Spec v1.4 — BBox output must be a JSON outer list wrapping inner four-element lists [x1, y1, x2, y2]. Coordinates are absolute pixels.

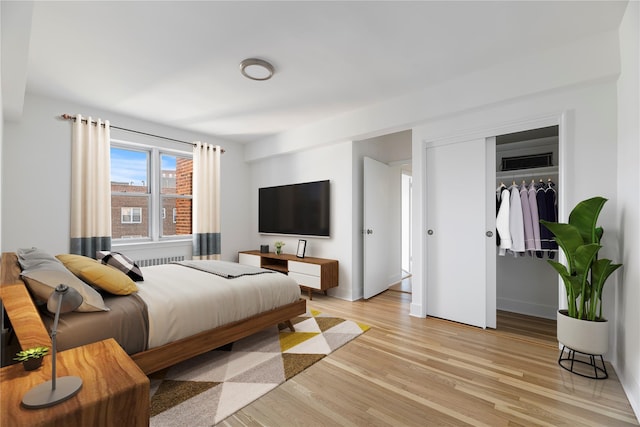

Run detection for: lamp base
[[22, 376, 83, 409]]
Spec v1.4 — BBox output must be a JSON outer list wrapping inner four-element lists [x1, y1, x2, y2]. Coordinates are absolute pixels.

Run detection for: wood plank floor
[[222, 290, 638, 426]]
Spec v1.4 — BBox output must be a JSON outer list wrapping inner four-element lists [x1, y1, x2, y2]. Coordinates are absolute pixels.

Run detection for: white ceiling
[[2, 1, 628, 144]]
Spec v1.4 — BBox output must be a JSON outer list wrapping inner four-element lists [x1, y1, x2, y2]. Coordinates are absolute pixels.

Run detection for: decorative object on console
[[260, 244, 269, 253], [296, 239, 307, 258], [22, 284, 84, 409], [274, 241, 285, 255], [14, 346, 49, 371]]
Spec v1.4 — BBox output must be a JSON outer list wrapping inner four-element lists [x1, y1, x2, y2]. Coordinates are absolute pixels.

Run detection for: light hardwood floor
[[223, 290, 638, 426]]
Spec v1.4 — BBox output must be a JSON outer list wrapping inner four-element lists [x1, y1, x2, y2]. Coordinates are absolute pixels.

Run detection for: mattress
[[138, 262, 301, 348]]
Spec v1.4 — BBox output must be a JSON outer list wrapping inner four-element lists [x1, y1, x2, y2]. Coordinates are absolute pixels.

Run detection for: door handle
[[427, 229, 434, 235], [486, 231, 494, 237], [366, 229, 373, 235]]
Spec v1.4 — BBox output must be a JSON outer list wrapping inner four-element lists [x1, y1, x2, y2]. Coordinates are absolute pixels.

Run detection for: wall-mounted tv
[[259, 180, 330, 237]]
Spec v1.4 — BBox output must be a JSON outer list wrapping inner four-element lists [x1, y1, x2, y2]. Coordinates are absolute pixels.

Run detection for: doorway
[[358, 130, 412, 299], [495, 125, 559, 321]]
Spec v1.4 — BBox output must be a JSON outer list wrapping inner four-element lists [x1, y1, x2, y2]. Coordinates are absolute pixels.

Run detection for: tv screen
[[259, 180, 330, 237]]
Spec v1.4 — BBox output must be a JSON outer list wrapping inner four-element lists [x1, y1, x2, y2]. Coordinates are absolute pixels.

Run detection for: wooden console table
[[0, 338, 149, 427], [239, 250, 338, 299]]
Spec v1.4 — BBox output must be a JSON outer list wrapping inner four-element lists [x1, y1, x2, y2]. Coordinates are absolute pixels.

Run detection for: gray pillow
[[17, 247, 65, 272], [18, 247, 110, 312]]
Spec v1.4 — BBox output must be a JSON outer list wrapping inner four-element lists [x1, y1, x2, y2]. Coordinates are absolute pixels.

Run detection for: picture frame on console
[[296, 240, 307, 258]]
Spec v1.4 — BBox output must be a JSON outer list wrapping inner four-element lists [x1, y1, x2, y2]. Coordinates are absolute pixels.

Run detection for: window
[[110, 144, 192, 241], [121, 207, 142, 224]]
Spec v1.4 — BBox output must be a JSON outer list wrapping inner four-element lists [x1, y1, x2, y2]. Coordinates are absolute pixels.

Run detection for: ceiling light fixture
[[239, 58, 274, 81]]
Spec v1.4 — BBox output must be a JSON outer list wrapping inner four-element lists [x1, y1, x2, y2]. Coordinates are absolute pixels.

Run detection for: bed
[[0, 251, 306, 375]]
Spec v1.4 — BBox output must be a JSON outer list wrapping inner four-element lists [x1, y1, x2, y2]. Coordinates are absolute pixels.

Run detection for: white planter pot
[[557, 310, 608, 355]]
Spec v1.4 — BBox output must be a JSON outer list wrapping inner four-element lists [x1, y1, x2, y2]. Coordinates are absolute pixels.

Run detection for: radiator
[[136, 256, 185, 267]]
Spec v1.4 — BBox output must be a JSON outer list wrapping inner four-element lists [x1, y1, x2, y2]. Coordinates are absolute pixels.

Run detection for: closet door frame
[[421, 112, 567, 327]]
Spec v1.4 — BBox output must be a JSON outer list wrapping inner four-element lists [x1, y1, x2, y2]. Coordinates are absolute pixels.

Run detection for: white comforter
[[136, 262, 301, 349]]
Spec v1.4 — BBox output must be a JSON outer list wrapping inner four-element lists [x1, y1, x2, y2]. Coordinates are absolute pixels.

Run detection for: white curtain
[[70, 114, 112, 257], [192, 142, 221, 260]]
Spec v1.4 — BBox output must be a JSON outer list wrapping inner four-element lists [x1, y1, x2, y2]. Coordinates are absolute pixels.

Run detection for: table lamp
[[22, 284, 84, 409]]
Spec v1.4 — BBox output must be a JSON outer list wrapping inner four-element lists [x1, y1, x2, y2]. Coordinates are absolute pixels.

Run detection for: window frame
[[110, 139, 193, 244]]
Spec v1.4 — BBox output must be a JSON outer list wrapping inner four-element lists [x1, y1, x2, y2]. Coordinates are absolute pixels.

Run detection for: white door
[[363, 157, 394, 299], [425, 138, 496, 328]]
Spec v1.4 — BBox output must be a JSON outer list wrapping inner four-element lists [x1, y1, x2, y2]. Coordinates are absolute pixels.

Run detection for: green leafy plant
[[14, 346, 49, 362], [274, 241, 285, 254], [540, 197, 622, 321]]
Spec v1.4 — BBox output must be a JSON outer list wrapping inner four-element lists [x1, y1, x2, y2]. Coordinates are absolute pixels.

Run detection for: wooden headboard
[[0, 252, 51, 351]]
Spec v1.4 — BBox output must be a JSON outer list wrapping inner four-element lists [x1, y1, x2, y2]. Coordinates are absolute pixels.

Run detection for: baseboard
[[497, 297, 556, 319], [613, 359, 640, 423]]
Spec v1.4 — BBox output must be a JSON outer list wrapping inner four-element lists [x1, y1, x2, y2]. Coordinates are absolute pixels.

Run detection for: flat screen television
[[259, 180, 330, 237]]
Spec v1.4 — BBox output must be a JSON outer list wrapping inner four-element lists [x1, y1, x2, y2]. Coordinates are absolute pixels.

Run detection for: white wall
[[616, 1, 639, 418], [247, 141, 355, 300], [1, 93, 250, 261]]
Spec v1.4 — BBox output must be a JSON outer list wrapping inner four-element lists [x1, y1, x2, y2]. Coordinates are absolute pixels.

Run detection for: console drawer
[[238, 253, 261, 267], [288, 260, 321, 276], [288, 271, 321, 289]]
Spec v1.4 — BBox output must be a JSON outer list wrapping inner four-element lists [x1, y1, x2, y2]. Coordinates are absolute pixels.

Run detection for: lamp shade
[[47, 284, 83, 313]]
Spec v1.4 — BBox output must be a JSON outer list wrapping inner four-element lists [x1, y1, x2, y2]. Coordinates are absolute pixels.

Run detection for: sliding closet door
[[425, 137, 495, 328]]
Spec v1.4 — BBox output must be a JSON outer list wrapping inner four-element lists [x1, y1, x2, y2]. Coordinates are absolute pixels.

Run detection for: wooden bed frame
[[0, 252, 306, 375]]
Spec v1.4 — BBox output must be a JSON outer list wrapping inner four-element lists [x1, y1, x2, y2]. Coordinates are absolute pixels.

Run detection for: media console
[[238, 250, 338, 300]]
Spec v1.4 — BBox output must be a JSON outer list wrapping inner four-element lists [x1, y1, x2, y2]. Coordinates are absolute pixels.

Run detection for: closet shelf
[[496, 165, 558, 181]]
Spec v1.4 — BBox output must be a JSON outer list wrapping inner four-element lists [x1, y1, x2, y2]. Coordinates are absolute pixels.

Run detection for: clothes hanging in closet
[[496, 179, 557, 258]]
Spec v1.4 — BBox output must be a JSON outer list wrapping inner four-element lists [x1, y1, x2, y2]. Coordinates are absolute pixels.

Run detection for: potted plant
[[274, 241, 285, 255], [540, 197, 622, 374], [14, 346, 49, 371]]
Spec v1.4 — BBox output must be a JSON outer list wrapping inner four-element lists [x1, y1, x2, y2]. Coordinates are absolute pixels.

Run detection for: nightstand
[[0, 338, 149, 427]]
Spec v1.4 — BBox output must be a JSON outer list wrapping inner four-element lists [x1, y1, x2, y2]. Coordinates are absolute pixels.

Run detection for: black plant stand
[[558, 345, 608, 379]]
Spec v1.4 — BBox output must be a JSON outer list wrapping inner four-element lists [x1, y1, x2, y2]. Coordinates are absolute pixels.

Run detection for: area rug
[[148, 309, 370, 426]]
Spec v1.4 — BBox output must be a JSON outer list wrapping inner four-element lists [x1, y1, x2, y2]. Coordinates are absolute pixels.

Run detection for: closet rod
[[60, 113, 224, 152], [496, 169, 557, 181]]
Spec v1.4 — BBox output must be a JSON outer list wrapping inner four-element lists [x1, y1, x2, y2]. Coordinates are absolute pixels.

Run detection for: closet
[[495, 126, 559, 320], [424, 123, 560, 329]]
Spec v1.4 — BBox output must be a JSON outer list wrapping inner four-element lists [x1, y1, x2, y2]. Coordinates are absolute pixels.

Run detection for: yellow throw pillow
[[56, 254, 138, 296]]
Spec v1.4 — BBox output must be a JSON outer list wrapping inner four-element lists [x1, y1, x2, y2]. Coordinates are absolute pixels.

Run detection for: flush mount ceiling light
[[239, 58, 274, 81]]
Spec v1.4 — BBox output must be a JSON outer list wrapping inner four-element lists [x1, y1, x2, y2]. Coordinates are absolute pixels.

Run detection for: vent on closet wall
[[501, 152, 553, 171]]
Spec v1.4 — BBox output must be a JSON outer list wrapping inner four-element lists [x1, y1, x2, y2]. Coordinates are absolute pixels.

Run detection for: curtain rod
[[60, 114, 224, 152]]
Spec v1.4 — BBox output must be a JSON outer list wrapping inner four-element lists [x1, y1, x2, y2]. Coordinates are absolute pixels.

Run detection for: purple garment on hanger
[[520, 184, 535, 252], [528, 184, 542, 251]]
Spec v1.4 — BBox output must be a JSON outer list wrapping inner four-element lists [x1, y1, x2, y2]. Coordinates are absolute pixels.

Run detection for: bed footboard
[[131, 298, 306, 374]]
